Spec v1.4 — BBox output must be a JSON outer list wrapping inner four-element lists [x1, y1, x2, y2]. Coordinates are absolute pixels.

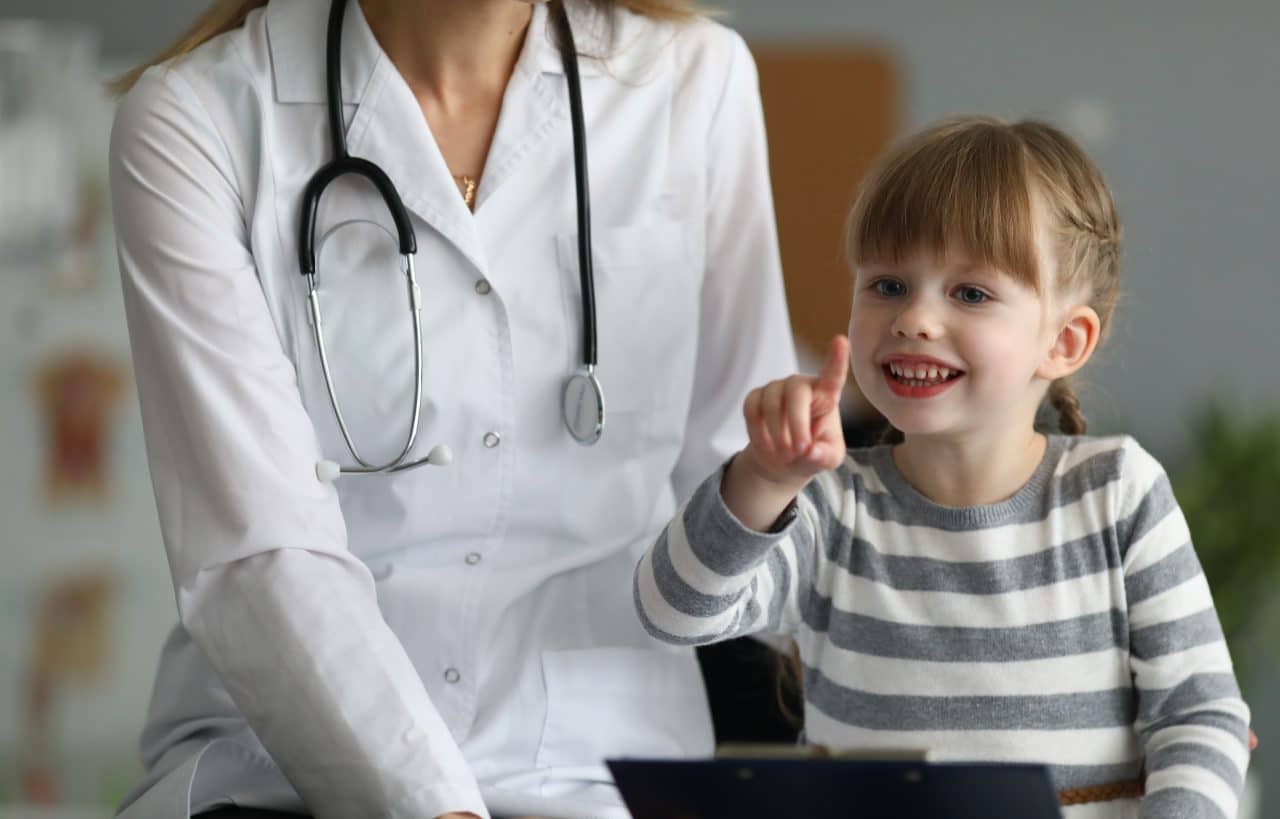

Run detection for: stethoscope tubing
[[302, 0, 599, 476], [551, 4, 597, 369]]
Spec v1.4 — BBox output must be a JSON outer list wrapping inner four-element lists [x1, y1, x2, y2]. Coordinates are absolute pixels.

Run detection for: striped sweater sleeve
[[634, 460, 836, 645], [1120, 439, 1251, 818]]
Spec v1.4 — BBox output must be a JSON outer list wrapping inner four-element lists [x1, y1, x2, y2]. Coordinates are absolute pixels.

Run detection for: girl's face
[[848, 245, 1062, 441]]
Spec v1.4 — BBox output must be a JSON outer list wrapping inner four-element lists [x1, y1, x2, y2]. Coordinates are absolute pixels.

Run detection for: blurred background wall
[[1, 0, 1276, 816]]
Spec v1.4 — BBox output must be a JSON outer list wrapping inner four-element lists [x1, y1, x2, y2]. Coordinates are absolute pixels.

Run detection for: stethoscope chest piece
[[563, 366, 605, 445]]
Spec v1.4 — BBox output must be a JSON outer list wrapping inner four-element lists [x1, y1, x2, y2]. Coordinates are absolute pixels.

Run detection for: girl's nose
[[890, 301, 943, 340]]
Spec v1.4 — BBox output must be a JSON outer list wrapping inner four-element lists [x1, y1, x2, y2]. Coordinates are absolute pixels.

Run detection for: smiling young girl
[[634, 116, 1251, 817]]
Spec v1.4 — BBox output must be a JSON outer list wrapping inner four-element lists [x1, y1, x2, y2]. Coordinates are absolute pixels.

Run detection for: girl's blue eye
[[873, 279, 905, 297], [955, 286, 989, 304]]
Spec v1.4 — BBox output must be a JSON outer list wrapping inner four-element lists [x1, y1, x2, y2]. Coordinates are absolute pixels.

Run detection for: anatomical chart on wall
[[32, 349, 126, 505]]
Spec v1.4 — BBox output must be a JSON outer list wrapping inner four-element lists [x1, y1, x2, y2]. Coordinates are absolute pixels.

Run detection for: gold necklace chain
[[451, 173, 478, 211]]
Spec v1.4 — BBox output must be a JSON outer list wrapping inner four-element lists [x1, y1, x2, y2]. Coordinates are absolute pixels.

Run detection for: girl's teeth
[[887, 362, 962, 385]]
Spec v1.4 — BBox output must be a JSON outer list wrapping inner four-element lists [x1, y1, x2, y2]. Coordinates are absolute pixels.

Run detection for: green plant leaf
[[1171, 401, 1280, 690]]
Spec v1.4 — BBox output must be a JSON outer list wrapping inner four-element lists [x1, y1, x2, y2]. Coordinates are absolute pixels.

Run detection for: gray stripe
[[1046, 441, 1126, 511], [632, 569, 754, 647], [1137, 673, 1244, 726], [846, 437, 1124, 530], [764, 547, 790, 632], [633, 571, 703, 646], [1147, 741, 1245, 792], [802, 668, 1135, 730], [1138, 708, 1250, 743], [1116, 473, 1179, 559], [1126, 541, 1202, 605], [683, 474, 784, 577], [791, 506, 816, 625], [650, 531, 744, 618], [800, 473, 843, 553], [802, 597, 1128, 661], [819, 527, 1121, 595], [1131, 610, 1225, 659], [1047, 761, 1145, 791], [1139, 788, 1230, 819]]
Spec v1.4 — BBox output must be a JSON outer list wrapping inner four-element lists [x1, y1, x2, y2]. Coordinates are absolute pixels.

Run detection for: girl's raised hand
[[740, 334, 850, 490]]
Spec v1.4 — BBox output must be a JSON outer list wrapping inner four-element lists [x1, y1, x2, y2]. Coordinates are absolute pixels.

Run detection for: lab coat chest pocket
[[536, 646, 712, 770], [557, 221, 698, 412]]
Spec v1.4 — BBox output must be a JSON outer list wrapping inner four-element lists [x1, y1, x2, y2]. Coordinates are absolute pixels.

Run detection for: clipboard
[[606, 757, 1061, 819]]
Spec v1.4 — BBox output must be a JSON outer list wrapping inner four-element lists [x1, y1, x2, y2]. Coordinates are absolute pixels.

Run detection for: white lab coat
[[108, 0, 797, 816]]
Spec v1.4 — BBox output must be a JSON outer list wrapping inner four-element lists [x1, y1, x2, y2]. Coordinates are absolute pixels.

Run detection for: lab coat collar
[[266, 0, 614, 107], [267, 0, 382, 105], [263, 0, 644, 273], [532, 1, 669, 84], [527, 1, 611, 79], [341, 48, 485, 267]]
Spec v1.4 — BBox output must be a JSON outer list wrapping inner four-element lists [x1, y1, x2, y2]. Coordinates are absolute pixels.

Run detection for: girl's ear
[[1038, 305, 1101, 381]]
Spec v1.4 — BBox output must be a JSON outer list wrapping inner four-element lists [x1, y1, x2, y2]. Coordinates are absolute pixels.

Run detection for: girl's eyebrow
[[950, 261, 1003, 280], [861, 262, 976, 277], [857, 262, 902, 276], [858, 259, 1004, 281]]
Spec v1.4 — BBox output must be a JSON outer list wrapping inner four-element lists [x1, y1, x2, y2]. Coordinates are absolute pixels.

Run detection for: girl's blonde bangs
[[846, 118, 1042, 290]]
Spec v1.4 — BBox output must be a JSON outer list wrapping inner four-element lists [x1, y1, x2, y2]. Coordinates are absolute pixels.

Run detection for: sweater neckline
[[867, 434, 1067, 527]]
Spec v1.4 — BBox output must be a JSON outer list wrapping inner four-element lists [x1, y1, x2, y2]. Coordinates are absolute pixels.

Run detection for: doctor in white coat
[[108, 0, 796, 816]]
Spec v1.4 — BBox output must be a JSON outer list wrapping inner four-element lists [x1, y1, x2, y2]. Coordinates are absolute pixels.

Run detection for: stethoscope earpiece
[[315, 444, 454, 483], [316, 459, 342, 483]]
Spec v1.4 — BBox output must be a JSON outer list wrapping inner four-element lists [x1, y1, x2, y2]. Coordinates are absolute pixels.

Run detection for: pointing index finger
[[815, 335, 851, 399]]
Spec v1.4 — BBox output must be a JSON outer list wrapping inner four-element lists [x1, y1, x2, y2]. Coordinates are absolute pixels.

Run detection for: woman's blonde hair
[[846, 115, 1122, 437], [108, 0, 703, 96]]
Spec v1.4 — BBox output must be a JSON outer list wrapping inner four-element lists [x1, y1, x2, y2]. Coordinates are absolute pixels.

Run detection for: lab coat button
[[483, 431, 501, 448], [444, 668, 461, 684], [465, 552, 482, 565], [474, 279, 492, 295]]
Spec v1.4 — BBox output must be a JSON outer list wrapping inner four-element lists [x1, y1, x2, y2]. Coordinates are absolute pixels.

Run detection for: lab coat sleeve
[[669, 29, 798, 502], [109, 67, 488, 819]]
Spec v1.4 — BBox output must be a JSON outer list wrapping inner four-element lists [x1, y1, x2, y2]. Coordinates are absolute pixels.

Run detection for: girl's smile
[[881, 353, 966, 398], [849, 250, 1056, 439]]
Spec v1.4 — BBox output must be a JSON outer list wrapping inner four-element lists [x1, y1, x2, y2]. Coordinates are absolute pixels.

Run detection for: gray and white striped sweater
[[635, 435, 1250, 818]]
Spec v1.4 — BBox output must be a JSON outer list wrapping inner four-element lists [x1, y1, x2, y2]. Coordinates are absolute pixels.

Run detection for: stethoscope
[[304, 0, 603, 482]]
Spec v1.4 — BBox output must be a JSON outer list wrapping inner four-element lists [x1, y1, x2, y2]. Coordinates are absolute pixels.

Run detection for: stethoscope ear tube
[[305, 253, 426, 473], [303, 0, 417, 277], [551, 1, 596, 371], [298, 157, 418, 275]]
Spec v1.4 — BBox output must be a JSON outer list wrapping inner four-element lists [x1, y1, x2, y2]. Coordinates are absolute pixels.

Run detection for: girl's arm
[[1119, 440, 1251, 818], [635, 338, 850, 645], [634, 460, 838, 645]]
